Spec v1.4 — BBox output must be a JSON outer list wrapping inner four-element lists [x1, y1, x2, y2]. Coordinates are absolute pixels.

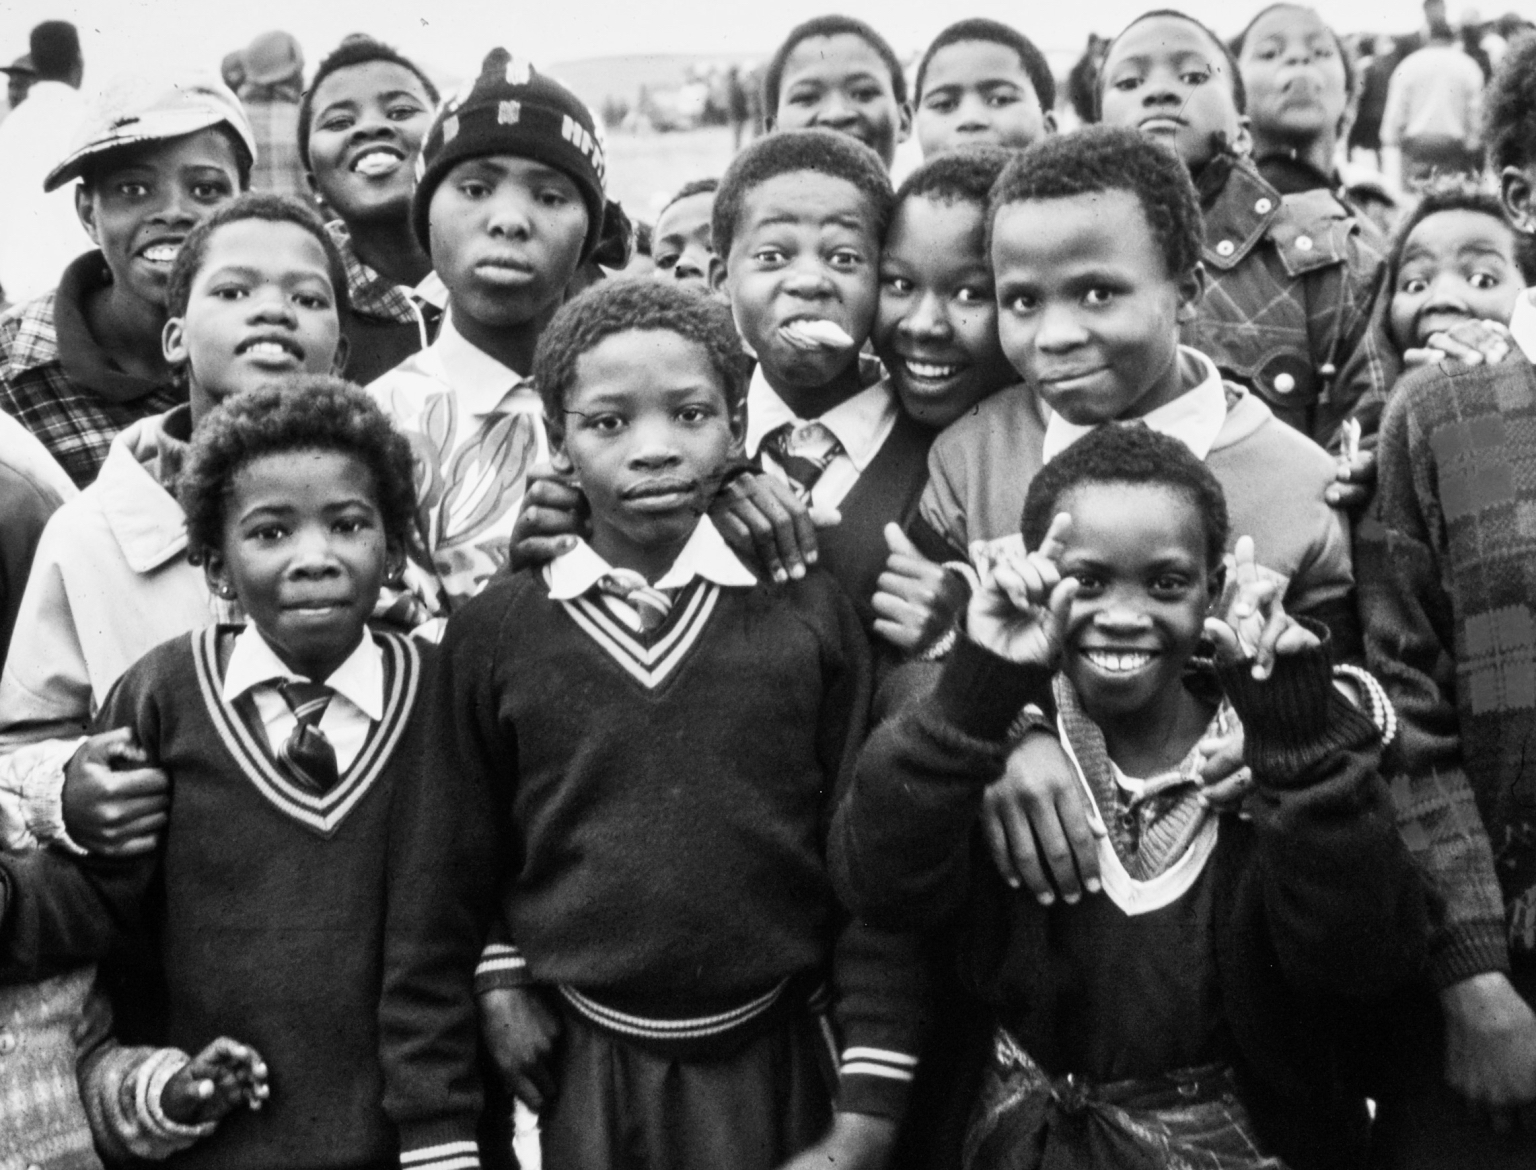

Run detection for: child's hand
[[1325, 420, 1376, 512], [982, 730, 1105, 905], [871, 525, 968, 653], [1440, 972, 1536, 1132], [1195, 723, 1252, 810], [964, 515, 1077, 668], [774, 1111, 897, 1170], [1204, 536, 1318, 679], [63, 728, 168, 857], [710, 471, 836, 585], [1404, 318, 1513, 369], [479, 986, 562, 1111], [161, 1037, 268, 1125], [507, 464, 589, 572]]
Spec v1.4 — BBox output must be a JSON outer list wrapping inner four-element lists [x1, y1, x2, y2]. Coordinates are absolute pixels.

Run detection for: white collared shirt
[[1041, 347, 1228, 465], [1509, 288, 1536, 365], [744, 366, 898, 511], [545, 516, 757, 631], [222, 625, 383, 772], [367, 312, 548, 615]]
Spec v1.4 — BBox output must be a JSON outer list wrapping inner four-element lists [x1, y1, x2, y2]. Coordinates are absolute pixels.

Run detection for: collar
[[545, 515, 757, 600], [222, 623, 385, 720], [744, 364, 897, 472], [1042, 347, 1228, 464], [326, 220, 447, 321], [1510, 288, 1536, 364], [93, 407, 194, 574], [431, 312, 536, 416], [49, 251, 176, 404], [1199, 156, 1283, 272]]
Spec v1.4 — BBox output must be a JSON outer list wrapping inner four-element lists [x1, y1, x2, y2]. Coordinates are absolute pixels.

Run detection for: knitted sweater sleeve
[[379, 635, 506, 1170], [910, 432, 970, 564], [1356, 376, 1510, 986]]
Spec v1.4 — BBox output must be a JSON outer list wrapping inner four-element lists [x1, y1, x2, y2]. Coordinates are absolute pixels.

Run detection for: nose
[[150, 184, 200, 230], [628, 416, 683, 468], [672, 244, 709, 285], [901, 290, 951, 342], [956, 93, 991, 132], [288, 527, 342, 577], [1423, 272, 1472, 312], [486, 188, 533, 239], [1034, 302, 1089, 354], [812, 91, 859, 129], [246, 283, 298, 326], [1141, 66, 1184, 108], [1092, 596, 1153, 633], [783, 254, 836, 300]]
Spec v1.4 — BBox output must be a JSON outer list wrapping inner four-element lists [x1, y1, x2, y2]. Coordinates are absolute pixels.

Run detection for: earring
[[215, 583, 236, 600]]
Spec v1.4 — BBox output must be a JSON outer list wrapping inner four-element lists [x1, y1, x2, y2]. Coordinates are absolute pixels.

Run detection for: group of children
[[0, 6, 1530, 1170]]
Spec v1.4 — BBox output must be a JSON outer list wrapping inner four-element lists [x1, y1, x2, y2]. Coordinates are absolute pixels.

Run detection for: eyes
[[922, 87, 1024, 114], [786, 80, 887, 108], [245, 514, 376, 545], [110, 177, 232, 202], [454, 179, 573, 209], [1004, 286, 1118, 314], [209, 282, 333, 311], [576, 403, 720, 435], [752, 245, 866, 271], [1069, 571, 1194, 599], [1110, 66, 1213, 91], [1399, 268, 1509, 295], [881, 273, 993, 305], [317, 101, 428, 133]]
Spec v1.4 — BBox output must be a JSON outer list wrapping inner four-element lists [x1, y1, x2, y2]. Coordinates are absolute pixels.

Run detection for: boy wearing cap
[[368, 49, 608, 629], [0, 73, 252, 486], [234, 30, 312, 207]]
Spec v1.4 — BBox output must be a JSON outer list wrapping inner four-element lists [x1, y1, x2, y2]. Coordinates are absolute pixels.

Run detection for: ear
[[1501, 166, 1536, 237], [203, 551, 235, 603], [1041, 109, 1059, 136], [895, 100, 914, 146], [544, 413, 576, 477], [329, 333, 350, 377], [1230, 114, 1254, 159], [163, 316, 189, 365], [708, 253, 730, 296], [726, 393, 747, 457], [1175, 261, 1208, 322], [75, 183, 100, 244], [383, 539, 407, 586]]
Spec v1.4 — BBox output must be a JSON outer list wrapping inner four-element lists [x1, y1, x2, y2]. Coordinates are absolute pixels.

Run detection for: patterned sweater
[[1357, 358, 1536, 986]]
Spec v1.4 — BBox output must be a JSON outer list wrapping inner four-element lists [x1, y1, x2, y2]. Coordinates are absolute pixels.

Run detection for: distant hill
[[547, 52, 758, 111]]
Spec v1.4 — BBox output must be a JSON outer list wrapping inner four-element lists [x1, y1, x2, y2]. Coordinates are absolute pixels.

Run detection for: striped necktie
[[597, 568, 675, 632], [275, 679, 339, 794], [760, 421, 842, 501]]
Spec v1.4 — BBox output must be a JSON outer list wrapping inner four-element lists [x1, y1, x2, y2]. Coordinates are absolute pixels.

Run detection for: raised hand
[[965, 513, 1078, 668], [872, 524, 968, 652], [1204, 536, 1317, 679]]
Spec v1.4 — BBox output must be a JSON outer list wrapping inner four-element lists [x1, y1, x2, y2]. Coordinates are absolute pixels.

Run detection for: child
[[1357, 33, 1536, 1168], [763, 15, 911, 170], [913, 19, 1057, 159], [367, 49, 607, 626], [439, 279, 922, 1170], [2, 380, 494, 1168], [833, 423, 1424, 1170], [0, 72, 254, 486], [299, 36, 446, 385], [1386, 181, 1531, 362], [1094, 8, 1393, 454], [0, 192, 350, 1169], [650, 177, 717, 293]]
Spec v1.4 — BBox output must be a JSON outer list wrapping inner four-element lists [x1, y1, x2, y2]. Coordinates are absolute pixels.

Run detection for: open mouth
[[1414, 310, 1473, 345], [1138, 116, 1187, 133], [139, 240, 183, 267], [1081, 648, 1158, 674], [900, 357, 966, 383], [236, 335, 305, 362], [780, 318, 854, 350], [351, 146, 405, 177]]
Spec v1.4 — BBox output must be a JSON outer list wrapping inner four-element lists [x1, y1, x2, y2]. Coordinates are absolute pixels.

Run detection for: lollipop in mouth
[[781, 318, 854, 350]]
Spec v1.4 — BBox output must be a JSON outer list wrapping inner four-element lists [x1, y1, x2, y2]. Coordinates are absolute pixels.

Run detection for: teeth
[[781, 319, 853, 349], [142, 243, 179, 263], [1084, 649, 1154, 673], [906, 360, 961, 380], [353, 151, 400, 176], [243, 341, 293, 359]]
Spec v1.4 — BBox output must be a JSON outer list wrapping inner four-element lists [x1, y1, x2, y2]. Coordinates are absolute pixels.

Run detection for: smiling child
[[913, 19, 1057, 158]]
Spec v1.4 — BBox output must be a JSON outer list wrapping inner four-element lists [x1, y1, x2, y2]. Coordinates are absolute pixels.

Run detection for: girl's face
[[76, 128, 242, 313], [773, 33, 911, 167], [1238, 6, 1349, 148], [1389, 209, 1525, 352], [305, 60, 435, 226], [207, 449, 398, 682], [163, 218, 345, 423]]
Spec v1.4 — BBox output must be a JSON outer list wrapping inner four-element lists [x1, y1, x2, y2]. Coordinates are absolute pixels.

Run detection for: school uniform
[[437, 517, 925, 1170]]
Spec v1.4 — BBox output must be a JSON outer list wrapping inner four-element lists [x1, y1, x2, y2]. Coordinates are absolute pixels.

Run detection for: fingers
[[99, 728, 149, 766], [981, 787, 1024, 890], [1054, 787, 1103, 897], [1028, 798, 1084, 905], [96, 765, 171, 799], [1402, 346, 1445, 367], [883, 522, 918, 558], [1035, 512, 1072, 562], [1250, 591, 1291, 680], [1325, 479, 1371, 510], [1199, 768, 1254, 810], [1197, 729, 1245, 785], [1203, 617, 1243, 665]]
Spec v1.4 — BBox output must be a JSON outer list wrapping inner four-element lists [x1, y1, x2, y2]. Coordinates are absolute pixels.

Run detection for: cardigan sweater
[[0, 627, 495, 1170], [830, 638, 1427, 1170], [1357, 358, 1536, 988], [438, 565, 926, 1119]]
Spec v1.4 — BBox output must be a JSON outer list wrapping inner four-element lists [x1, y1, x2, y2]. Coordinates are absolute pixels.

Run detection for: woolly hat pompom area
[[410, 48, 609, 259]]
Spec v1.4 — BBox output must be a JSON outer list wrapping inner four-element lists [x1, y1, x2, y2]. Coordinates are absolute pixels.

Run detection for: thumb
[[1203, 617, 1241, 662], [883, 522, 918, 557]]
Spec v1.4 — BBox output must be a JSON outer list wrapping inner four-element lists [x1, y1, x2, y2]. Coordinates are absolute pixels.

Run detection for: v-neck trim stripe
[[192, 626, 420, 838], [560, 581, 720, 689]]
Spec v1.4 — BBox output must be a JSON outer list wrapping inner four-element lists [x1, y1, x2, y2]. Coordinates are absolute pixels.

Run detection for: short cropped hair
[[1484, 31, 1536, 175], [896, 145, 1014, 212], [1095, 9, 1247, 118], [1230, 5, 1354, 98], [763, 15, 908, 115], [1387, 177, 1535, 285], [181, 377, 418, 564], [989, 126, 1203, 281], [297, 37, 441, 171], [660, 177, 719, 219], [712, 128, 894, 261], [166, 192, 350, 322], [533, 280, 749, 419], [915, 18, 1057, 111], [1022, 423, 1230, 570]]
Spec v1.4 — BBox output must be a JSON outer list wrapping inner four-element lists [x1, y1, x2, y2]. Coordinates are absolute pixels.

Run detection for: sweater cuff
[[932, 638, 1055, 744], [1428, 921, 1512, 989], [140, 1049, 218, 1146], [1215, 627, 1378, 787], [836, 1045, 918, 1119], [474, 942, 531, 994], [398, 1123, 481, 1169], [19, 737, 87, 855]]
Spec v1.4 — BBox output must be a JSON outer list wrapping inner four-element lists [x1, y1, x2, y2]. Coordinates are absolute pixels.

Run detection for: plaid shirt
[[0, 253, 181, 488], [241, 97, 314, 206], [327, 220, 445, 327]]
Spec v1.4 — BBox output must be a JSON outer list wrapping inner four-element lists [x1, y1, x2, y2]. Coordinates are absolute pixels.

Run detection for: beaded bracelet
[[1333, 663, 1398, 748]]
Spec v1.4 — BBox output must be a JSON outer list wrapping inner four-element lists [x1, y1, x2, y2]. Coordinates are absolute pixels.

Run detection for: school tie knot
[[761, 420, 842, 501], [596, 568, 674, 633], [275, 679, 339, 794]]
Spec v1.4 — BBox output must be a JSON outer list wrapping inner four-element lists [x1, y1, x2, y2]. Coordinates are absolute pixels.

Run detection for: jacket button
[[1254, 197, 1273, 214], [1295, 235, 1314, 251], [1215, 239, 1235, 257], [1273, 372, 1297, 394]]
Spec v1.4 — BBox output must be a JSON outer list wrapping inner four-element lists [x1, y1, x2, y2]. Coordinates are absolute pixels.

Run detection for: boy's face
[[1055, 481, 1215, 723], [163, 219, 345, 422], [916, 40, 1054, 157], [1099, 16, 1250, 172], [207, 449, 397, 683], [716, 170, 880, 393], [549, 328, 742, 577], [76, 128, 242, 313], [1236, 6, 1348, 145], [429, 154, 590, 331], [874, 194, 1014, 428], [305, 61, 435, 226], [774, 34, 911, 167], [652, 190, 715, 293], [1390, 209, 1525, 351], [993, 189, 1202, 426]]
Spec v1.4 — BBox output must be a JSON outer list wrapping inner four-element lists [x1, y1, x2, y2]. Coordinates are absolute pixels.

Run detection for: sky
[[0, 0, 1487, 85]]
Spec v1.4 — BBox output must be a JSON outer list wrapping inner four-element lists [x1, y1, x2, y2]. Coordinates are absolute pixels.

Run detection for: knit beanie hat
[[412, 49, 608, 259]]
